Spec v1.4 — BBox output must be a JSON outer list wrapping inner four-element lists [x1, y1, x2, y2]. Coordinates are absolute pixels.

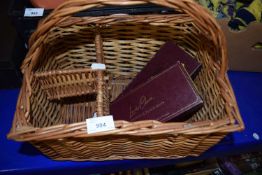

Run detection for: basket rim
[[8, 118, 242, 142]]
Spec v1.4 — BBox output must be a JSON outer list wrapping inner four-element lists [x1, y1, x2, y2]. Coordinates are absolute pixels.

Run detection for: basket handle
[[94, 28, 105, 116], [22, 0, 227, 78]]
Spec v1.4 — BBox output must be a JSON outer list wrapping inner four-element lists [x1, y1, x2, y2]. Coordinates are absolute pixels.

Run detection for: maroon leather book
[[110, 63, 203, 122], [114, 41, 201, 101]]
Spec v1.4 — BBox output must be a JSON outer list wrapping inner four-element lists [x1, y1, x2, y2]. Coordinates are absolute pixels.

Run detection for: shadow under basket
[[8, 0, 244, 161]]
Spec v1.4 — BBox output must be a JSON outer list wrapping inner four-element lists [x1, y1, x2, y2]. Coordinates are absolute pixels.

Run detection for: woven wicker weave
[[34, 68, 109, 100], [8, 0, 244, 161]]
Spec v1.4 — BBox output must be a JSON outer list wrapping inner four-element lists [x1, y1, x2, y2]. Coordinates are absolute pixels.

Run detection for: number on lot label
[[86, 115, 115, 134], [24, 8, 44, 17]]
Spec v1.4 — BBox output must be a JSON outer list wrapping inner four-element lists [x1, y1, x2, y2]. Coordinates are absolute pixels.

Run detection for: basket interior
[[28, 14, 227, 128]]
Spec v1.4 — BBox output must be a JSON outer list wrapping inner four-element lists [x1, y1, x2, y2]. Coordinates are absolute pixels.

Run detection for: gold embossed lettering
[[129, 96, 153, 118]]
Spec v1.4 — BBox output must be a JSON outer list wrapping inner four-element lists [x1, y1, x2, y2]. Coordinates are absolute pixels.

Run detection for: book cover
[[114, 41, 201, 102], [110, 62, 203, 122]]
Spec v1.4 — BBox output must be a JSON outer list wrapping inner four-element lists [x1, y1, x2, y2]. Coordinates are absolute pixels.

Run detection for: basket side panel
[[32, 133, 227, 161]]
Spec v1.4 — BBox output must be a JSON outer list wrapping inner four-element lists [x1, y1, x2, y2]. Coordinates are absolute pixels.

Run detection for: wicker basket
[[8, 0, 244, 161]]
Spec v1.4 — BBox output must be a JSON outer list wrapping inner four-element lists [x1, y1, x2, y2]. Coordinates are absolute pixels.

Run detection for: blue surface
[[0, 71, 262, 175]]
